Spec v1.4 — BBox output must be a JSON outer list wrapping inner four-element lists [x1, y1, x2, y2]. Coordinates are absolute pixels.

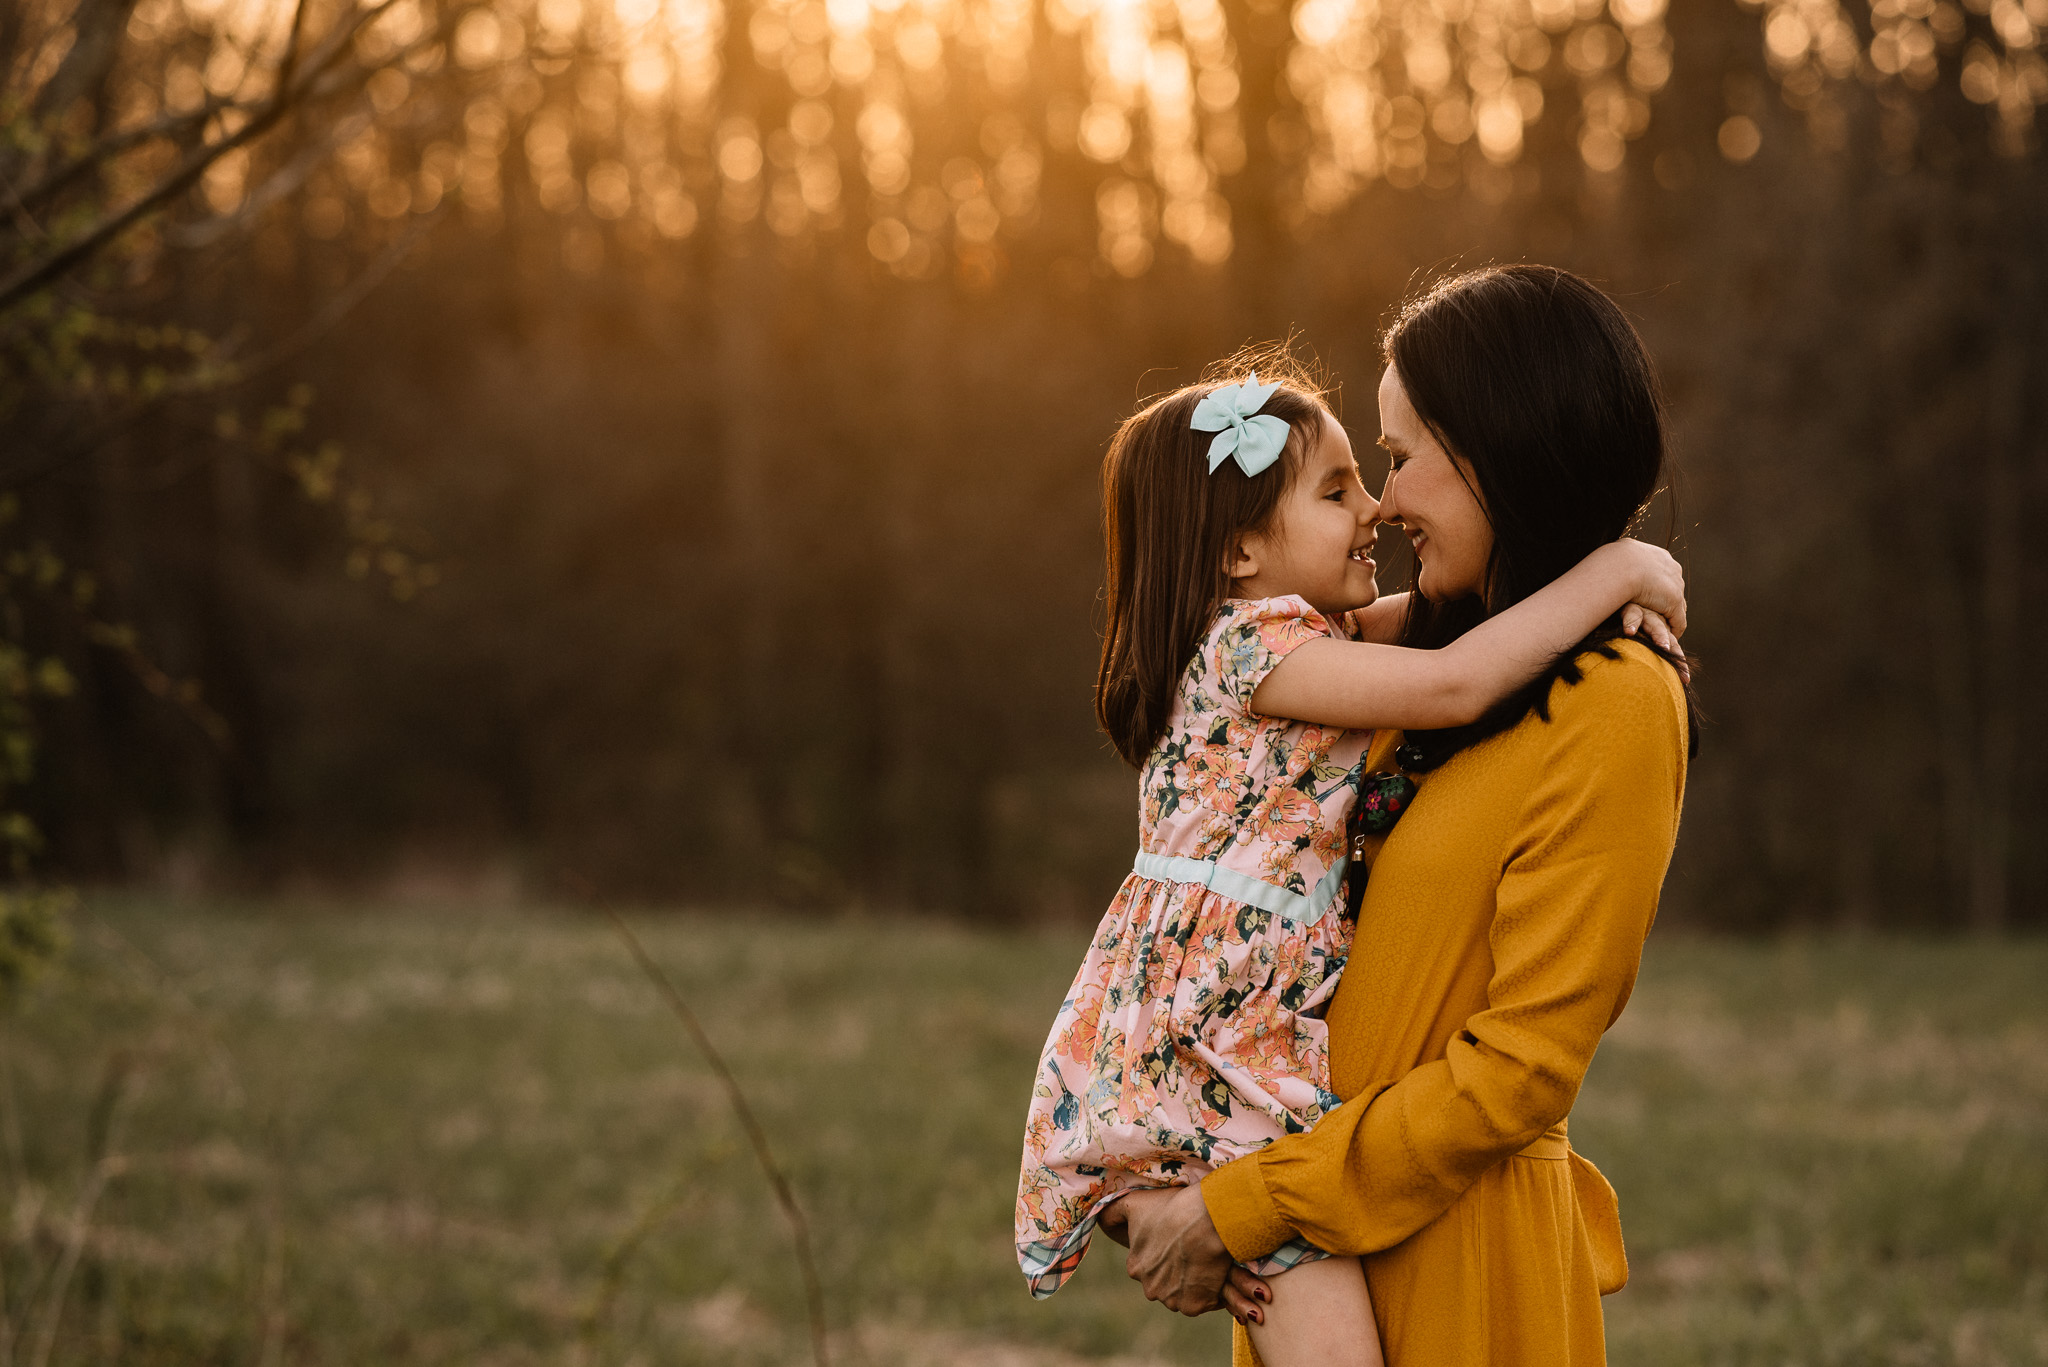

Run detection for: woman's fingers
[[1223, 1266, 1268, 1326], [1622, 604, 1643, 636]]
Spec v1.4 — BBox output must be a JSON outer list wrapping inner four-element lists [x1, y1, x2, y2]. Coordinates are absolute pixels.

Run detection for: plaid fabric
[[1022, 1212, 1329, 1299], [1020, 1229, 1094, 1298], [1245, 1234, 1330, 1277]]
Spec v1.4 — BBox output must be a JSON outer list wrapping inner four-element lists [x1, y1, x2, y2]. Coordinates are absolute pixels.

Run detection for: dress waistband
[[1516, 1120, 1571, 1161], [1130, 850, 1348, 927]]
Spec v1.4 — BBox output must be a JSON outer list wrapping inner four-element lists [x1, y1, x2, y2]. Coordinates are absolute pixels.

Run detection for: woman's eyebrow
[[1376, 436, 1406, 456]]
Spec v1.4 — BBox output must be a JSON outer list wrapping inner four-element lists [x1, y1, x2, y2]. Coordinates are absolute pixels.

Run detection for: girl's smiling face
[[1375, 363, 1495, 603], [1228, 411, 1382, 614]]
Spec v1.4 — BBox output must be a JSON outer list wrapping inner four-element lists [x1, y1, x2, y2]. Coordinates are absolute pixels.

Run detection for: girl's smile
[[1229, 413, 1383, 615]]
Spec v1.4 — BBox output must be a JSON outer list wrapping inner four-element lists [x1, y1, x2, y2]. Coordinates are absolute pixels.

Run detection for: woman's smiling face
[[1376, 364, 1495, 603]]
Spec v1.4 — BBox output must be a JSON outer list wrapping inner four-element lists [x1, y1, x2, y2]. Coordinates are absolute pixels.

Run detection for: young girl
[[1015, 361, 1684, 1365]]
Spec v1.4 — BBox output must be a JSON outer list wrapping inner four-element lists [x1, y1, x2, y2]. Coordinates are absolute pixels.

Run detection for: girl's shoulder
[[1207, 594, 1350, 646], [1196, 595, 1350, 716]]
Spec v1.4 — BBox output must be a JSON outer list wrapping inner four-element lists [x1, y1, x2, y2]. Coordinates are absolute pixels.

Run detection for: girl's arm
[[1251, 539, 1684, 731], [1346, 593, 1410, 645]]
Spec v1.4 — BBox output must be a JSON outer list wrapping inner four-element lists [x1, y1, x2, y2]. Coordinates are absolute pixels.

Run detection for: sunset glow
[[22, 0, 2046, 279]]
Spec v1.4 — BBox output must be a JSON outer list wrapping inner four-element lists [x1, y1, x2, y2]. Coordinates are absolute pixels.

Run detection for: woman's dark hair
[[1096, 351, 1333, 768], [1384, 264, 1699, 768]]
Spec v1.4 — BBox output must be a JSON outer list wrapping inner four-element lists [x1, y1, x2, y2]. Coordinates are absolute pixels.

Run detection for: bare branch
[[7, 101, 239, 220], [0, 208, 436, 490], [0, 0, 407, 315], [29, 0, 144, 125], [166, 104, 368, 249], [275, 0, 313, 92]]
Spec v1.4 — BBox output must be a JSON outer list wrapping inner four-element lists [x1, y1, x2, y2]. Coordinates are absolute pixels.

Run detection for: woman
[[1111, 264, 1697, 1366]]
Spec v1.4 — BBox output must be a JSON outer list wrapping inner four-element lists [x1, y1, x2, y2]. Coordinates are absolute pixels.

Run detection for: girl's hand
[[1598, 539, 1687, 638], [1621, 607, 1689, 677]]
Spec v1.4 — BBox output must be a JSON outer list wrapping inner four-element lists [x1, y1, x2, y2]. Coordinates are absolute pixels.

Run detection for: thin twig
[[237, 208, 439, 380], [22, 1157, 120, 1367], [578, 1169, 698, 1363], [24, 1052, 134, 1367], [252, 1161, 288, 1367], [1, 207, 437, 490], [0, 0, 401, 314], [602, 908, 830, 1367], [7, 101, 237, 220]]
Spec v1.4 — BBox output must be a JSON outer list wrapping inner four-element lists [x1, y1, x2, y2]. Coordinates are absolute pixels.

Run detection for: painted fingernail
[[1257, 1289, 1271, 1303]]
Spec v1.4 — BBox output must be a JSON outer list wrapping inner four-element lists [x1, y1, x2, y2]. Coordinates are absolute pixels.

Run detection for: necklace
[[1343, 741, 1425, 917], [1353, 741, 1425, 841]]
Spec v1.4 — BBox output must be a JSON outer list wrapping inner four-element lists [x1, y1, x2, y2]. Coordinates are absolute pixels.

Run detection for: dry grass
[[0, 898, 2041, 1365]]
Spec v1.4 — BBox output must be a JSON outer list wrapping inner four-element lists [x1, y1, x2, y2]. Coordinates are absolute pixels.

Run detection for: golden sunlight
[[90, 0, 2047, 278]]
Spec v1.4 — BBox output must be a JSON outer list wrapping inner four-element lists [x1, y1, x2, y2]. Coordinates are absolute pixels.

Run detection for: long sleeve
[[1202, 647, 1688, 1260]]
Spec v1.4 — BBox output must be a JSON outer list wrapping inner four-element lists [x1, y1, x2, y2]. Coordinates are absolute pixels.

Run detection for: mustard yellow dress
[[1202, 639, 1690, 1367]]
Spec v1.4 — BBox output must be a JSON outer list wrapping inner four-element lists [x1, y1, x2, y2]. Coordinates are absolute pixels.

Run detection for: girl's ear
[[1225, 536, 1261, 583]]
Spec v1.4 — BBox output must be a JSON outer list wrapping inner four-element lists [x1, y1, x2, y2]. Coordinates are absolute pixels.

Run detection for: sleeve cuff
[[1201, 1153, 1295, 1262]]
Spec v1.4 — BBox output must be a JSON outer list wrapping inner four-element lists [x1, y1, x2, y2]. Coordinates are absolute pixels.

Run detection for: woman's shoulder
[[1537, 637, 1689, 756]]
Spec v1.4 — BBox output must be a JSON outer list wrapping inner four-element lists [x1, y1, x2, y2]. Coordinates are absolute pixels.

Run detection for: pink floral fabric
[[1016, 596, 1373, 1298]]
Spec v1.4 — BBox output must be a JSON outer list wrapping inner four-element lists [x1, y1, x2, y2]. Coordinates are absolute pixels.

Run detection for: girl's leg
[[1242, 1257, 1384, 1367]]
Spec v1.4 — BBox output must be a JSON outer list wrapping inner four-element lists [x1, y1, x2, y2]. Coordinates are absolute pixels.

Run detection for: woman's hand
[[1121, 1185, 1271, 1324]]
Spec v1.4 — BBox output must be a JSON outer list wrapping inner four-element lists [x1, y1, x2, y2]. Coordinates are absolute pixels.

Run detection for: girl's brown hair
[[1095, 351, 1334, 768]]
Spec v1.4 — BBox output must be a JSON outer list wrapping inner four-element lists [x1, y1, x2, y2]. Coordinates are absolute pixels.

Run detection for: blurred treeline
[[1, 0, 2042, 929]]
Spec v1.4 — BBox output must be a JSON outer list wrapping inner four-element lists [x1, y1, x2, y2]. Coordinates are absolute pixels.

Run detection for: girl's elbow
[[1435, 680, 1490, 727]]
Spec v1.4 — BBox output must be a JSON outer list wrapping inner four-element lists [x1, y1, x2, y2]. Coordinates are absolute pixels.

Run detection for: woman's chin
[[1414, 566, 1478, 604]]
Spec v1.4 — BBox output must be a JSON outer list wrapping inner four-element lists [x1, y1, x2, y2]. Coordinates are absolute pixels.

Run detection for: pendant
[[1355, 771, 1418, 836]]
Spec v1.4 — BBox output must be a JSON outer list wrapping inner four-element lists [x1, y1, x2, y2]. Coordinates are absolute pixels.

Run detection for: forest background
[[1, 0, 2044, 931]]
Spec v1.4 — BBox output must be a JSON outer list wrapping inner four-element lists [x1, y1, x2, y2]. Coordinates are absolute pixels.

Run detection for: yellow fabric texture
[[1202, 639, 1689, 1367]]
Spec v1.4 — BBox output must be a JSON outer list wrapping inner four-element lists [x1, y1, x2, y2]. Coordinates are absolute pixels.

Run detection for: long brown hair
[[1385, 264, 1699, 768], [1095, 352, 1333, 768]]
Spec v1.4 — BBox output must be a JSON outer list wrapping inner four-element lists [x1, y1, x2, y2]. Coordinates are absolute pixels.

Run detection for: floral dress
[[1016, 595, 1373, 1298]]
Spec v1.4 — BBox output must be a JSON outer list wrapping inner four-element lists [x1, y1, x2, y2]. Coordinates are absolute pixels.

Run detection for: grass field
[[1, 897, 2043, 1366]]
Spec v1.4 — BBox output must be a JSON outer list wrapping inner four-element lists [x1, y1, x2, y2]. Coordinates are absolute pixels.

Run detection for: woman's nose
[[1377, 473, 1402, 525]]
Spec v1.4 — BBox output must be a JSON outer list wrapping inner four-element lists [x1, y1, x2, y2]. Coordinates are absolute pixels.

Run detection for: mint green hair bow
[[1191, 374, 1289, 477]]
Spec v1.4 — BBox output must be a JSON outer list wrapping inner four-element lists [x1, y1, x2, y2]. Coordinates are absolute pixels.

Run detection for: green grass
[[2, 898, 2043, 1366]]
